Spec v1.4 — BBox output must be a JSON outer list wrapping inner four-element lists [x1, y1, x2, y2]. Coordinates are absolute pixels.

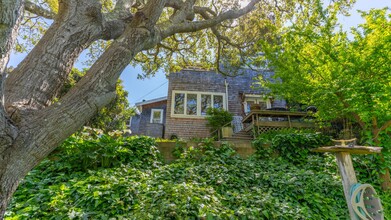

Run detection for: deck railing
[[242, 110, 315, 136]]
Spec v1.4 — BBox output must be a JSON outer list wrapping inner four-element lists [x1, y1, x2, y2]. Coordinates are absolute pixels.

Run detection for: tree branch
[[105, 0, 134, 22], [26, 6, 168, 163], [376, 120, 391, 137], [24, 1, 56, 19], [161, 0, 260, 38], [335, 91, 366, 129], [5, 0, 109, 121], [194, 6, 217, 17]]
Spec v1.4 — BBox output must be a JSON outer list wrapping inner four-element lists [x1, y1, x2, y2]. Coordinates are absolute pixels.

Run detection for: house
[[130, 68, 288, 139], [130, 96, 167, 138]]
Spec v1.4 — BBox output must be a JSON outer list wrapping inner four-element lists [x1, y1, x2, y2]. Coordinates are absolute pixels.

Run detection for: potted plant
[[205, 108, 233, 139]]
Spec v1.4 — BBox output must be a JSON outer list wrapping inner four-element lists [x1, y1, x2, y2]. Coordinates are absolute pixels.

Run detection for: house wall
[[130, 100, 167, 138], [165, 69, 284, 139]]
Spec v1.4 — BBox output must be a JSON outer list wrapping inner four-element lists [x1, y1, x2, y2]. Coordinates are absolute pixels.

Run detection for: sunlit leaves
[[6, 134, 352, 219], [44, 0, 58, 13], [257, 1, 390, 133]]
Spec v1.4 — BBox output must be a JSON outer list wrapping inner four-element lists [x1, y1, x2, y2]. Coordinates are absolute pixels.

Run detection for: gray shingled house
[[130, 68, 288, 139], [130, 96, 167, 138]]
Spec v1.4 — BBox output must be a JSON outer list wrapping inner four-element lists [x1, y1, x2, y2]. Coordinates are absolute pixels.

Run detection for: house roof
[[134, 96, 167, 107]]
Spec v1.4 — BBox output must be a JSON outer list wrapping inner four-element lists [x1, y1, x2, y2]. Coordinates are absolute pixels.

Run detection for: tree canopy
[[257, 1, 391, 188]]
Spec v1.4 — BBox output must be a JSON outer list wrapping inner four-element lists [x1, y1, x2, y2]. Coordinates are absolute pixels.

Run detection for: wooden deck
[[242, 110, 315, 135]]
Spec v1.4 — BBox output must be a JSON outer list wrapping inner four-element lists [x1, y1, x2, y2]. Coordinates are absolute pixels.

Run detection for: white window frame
[[150, 109, 164, 123], [171, 90, 226, 118], [243, 94, 271, 114]]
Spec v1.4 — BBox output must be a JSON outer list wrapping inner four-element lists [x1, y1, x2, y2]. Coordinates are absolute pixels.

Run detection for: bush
[[51, 130, 162, 172], [7, 134, 350, 219], [205, 108, 233, 132], [253, 130, 331, 164]]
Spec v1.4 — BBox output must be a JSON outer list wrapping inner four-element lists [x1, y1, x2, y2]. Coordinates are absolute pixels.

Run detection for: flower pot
[[221, 127, 233, 138]]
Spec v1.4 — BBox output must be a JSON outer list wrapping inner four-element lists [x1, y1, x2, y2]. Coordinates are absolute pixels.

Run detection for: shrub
[[205, 108, 233, 132], [253, 130, 331, 164], [50, 129, 163, 172], [7, 134, 350, 219]]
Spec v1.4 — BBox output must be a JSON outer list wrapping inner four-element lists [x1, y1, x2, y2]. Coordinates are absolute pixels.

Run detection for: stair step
[[220, 129, 253, 141], [232, 133, 252, 137], [233, 133, 251, 136], [225, 138, 252, 141], [223, 136, 253, 141]]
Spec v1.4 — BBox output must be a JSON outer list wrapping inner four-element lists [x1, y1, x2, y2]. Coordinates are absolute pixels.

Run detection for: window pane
[[259, 101, 267, 110], [213, 95, 223, 109], [246, 101, 255, 113], [187, 94, 197, 115], [152, 110, 161, 123], [174, 93, 185, 114], [201, 94, 211, 115]]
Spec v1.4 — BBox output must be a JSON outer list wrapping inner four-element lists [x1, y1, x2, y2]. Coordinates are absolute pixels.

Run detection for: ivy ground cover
[[6, 132, 389, 219]]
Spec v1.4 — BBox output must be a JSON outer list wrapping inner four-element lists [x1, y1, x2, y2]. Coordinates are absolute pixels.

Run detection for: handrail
[[210, 121, 232, 141]]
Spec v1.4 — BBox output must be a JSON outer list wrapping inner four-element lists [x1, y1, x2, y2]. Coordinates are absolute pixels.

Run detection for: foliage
[[6, 133, 366, 219], [14, 0, 291, 76], [258, 3, 391, 127], [258, 3, 391, 133], [205, 107, 233, 132], [256, 1, 391, 188], [271, 133, 331, 165], [59, 68, 134, 132], [253, 130, 331, 164], [53, 127, 163, 172]]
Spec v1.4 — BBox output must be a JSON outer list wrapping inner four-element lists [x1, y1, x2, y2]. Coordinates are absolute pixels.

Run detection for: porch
[[240, 110, 315, 139], [223, 110, 315, 140]]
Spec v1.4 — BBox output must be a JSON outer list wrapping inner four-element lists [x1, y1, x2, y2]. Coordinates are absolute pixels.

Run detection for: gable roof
[[134, 96, 167, 107]]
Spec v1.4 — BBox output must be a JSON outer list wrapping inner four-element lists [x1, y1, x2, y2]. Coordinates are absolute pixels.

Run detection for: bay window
[[171, 91, 226, 117]]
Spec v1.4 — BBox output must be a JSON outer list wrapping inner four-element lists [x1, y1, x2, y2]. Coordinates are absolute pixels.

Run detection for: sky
[[8, 0, 390, 106]]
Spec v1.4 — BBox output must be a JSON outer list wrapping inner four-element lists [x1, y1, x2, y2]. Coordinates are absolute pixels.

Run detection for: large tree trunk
[[0, 0, 260, 217], [0, 1, 24, 217], [4, 0, 108, 114], [0, 1, 166, 217], [0, 0, 23, 75]]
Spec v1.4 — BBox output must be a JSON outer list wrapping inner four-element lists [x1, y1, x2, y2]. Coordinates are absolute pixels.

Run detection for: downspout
[[224, 77, 229, 110]]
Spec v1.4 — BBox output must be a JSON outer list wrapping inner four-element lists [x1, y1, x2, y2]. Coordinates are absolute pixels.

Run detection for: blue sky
[[8, 0, 390, 106]]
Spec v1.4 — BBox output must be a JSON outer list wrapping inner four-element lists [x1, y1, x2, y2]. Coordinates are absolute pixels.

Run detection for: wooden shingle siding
[[165, 69, 281, 139], [130, 100, 167, 138]]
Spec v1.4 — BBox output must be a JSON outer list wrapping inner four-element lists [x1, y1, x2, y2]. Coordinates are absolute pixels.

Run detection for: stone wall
[[156, 140, 255, 163]]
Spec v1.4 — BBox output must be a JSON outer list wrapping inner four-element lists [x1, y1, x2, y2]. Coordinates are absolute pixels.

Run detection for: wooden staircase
[[221, 130, 253, 141]]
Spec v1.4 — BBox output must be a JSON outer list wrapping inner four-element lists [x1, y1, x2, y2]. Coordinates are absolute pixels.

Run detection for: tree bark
[[4, 0, 106, 115], [0, 1, 166, 217], [379, 166, 391, 191], [0, 0, 261, 217], [0, 1, 24, 216], [0, 0, 23, 75]]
